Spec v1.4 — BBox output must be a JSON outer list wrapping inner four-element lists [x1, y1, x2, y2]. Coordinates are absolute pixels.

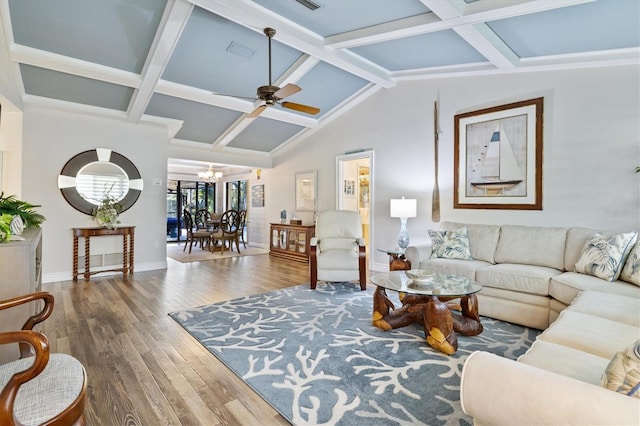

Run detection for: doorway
[[336, 151, 374, 268]]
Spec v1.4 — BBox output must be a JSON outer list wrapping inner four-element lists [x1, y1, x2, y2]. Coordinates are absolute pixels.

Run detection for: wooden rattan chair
[[210, 210, 240, 255], [182, 209, 212, 253], [0, 292, 87, 426]]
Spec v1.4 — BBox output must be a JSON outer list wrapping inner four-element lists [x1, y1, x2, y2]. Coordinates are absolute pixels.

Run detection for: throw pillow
[[601, 340, 640, 398], [428, 227, 473, 260], [575, 231, 638, 281], [620, 242, 640, 286]]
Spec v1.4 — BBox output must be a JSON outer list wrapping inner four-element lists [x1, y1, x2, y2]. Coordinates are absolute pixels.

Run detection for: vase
[[95, 207, 119, 230]]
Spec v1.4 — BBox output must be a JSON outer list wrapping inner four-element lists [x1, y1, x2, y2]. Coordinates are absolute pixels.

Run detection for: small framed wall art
[[295, 170, 317, 212]]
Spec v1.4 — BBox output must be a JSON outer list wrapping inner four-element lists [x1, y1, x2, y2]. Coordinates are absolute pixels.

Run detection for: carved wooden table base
[[372, 286, 483, 354]]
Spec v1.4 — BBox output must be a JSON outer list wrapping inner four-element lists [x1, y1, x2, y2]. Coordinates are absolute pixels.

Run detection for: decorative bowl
[[404, 269, 435, 284]]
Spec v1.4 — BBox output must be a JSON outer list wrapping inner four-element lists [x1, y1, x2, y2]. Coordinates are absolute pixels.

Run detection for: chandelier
[[198, 165, 223, 182]]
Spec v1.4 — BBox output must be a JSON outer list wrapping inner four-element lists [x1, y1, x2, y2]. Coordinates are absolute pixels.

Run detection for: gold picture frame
[[454, 97, 543, 210]]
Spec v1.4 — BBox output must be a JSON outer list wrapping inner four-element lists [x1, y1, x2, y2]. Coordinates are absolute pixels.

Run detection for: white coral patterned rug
[[169, 283, 539, 425]]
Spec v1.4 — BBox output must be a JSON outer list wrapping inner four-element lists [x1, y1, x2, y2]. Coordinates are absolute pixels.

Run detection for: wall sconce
[[214, 171, 223, 180], [390, 197, 417, 249]]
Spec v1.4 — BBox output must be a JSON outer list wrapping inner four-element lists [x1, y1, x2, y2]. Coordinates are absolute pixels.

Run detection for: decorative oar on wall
[[432, 99, 441, 222]]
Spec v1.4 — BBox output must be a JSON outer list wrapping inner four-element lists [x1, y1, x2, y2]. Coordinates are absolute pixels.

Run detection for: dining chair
[[210, 210, 240, 255], [182, 209, 212, 253], [0, 291, 87, 426]]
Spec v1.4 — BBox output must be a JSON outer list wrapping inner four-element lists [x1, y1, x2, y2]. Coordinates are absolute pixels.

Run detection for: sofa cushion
[[537, 311, 640, 359], [441, 222, 500, 264], [550, 272, 640, 306], [575, 231, 637, 281], [418, 258, 491, 281], [494, 225, 567, 270], [428, 227, 472, 260], [565, 227, 601, 271], [601, 340, 640, 398], [568, 291, 640, 327], [621, 242, 640, 286], [475, 263, 561, 296], [519, 340, 610, 385]]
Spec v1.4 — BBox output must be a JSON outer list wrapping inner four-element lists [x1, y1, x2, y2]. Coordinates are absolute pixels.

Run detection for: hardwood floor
[[41, 251, 312, 425]]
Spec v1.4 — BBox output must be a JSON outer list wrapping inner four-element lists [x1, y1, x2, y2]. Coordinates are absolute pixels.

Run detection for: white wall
[[9, 65, 640, 279], [267, 65, 640, 271], [20, 108, 170, 282]]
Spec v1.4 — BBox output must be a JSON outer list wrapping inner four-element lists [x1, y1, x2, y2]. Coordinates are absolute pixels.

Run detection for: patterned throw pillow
[[428, 227, 473, 260], [601, 340, 640, 398], [575, 231, 638, 281], [620, 243, 640, 286]]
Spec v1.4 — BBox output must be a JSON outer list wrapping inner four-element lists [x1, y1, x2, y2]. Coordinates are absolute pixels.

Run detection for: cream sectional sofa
[[404, 222, 640, 329], [460, 290, 640, 424], [405, 222, 640, 424]]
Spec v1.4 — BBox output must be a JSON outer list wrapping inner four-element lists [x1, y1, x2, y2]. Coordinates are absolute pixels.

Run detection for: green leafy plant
[[0, 214, 12, 242], [0, 192, 45, 228]]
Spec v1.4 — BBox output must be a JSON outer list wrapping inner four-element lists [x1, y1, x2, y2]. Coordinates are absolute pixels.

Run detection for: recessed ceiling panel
[[145, 94, 243, 143], [252, 0, 428, 37], [9, 0, 166, 73], [228, 118, 304, 152], [351, 30, 487, 71], [163, 7, 303, 99], [487, 0, 640, 58], [284, 61, 368, 117], [20, 64, 133, 111]]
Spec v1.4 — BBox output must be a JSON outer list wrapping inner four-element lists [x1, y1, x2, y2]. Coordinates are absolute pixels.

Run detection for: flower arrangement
[[92, 194, 123, 230]]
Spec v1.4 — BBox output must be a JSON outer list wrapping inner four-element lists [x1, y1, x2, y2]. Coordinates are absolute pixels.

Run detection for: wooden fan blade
[[248, 104, 267, 118], [274, 83, 301, 99], [281, 102, 320, 115]]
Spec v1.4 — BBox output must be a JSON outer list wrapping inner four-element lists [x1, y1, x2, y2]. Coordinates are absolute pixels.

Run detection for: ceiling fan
[[217, 27, 320, 118]]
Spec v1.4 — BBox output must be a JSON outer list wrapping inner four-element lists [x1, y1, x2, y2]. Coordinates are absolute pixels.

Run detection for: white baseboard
[[42, 260, 168, 284]]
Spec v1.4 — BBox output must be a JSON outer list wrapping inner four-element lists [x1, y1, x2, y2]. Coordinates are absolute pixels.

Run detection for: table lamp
[[390, 197, 417, 249]]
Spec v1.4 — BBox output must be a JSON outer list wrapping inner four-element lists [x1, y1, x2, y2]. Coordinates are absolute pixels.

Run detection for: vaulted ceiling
[[1, 0, 638, 171]]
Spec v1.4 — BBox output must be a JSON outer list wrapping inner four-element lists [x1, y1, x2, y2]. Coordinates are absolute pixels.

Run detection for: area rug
[[167, 243, 268, 263], [169, 283, 539, 425]]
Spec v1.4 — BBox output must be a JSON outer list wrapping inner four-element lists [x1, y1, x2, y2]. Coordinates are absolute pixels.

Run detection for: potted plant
[[0, 193, 46, 242]]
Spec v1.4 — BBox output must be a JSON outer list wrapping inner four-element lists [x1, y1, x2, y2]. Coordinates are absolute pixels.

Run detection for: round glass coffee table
[[371, 270, 483, 355]]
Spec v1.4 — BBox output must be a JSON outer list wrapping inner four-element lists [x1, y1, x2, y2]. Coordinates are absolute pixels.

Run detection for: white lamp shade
[[390, 198, 417, 218]]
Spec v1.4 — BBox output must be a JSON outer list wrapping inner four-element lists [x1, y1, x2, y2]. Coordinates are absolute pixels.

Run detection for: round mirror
[[58, 148, 143, 215]]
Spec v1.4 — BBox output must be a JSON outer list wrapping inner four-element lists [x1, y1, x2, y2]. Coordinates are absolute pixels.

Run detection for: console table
[[269, 223, 315, 263], [72, 226, 135, 281]]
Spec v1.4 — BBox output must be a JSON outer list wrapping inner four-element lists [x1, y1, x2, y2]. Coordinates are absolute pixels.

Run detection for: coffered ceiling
[[1, 0, 638, 170]]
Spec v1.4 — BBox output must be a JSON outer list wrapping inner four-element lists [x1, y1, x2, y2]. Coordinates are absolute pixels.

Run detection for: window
[[226, 180, 247, 211]]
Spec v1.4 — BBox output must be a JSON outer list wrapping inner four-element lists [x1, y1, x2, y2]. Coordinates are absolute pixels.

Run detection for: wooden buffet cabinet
[[0, 227, 43, 363], [269, 223, 315, 263]]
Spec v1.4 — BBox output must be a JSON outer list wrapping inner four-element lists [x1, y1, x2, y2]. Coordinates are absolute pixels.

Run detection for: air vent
[[226, 41, 255, 59], [295, 0, 320, 11]]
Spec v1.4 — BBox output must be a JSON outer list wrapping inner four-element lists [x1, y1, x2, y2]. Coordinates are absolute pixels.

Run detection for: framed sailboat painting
[[454, 97, 543, 210]]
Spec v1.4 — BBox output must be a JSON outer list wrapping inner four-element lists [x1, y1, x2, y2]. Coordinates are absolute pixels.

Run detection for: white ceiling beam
[[423, 0, 517, 69], [328, 0, 595, 49], [189, 0, 395, 88], [22, 94, 129, 120], [211, 115, 254, 149], [274, 53, 319, 87], [11, 44, 141, 88], [127, 0, 194, 123], [0, 0, 23, 108]]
